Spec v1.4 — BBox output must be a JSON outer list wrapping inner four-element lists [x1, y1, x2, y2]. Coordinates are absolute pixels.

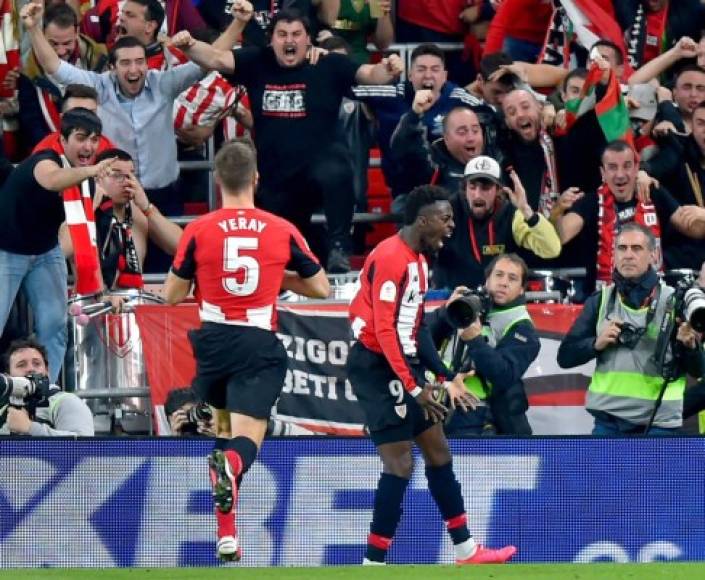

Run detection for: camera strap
[[607, 283, 660, 330]]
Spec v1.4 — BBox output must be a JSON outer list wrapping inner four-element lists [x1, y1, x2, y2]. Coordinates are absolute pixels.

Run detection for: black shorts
[[346, 342, 435, 446], [188, 322, 288, 419]]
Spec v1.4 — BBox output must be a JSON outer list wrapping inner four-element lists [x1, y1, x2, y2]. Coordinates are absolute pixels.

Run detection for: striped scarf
[[596, 183, 662, 282]]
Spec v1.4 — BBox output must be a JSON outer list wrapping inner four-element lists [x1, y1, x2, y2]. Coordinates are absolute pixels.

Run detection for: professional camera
[[445, 288, 492, 329], [186, 403, 213, 425], [617, 322, 645, 350], [0, 372, 53, 407], [680, 286, 705, 332]]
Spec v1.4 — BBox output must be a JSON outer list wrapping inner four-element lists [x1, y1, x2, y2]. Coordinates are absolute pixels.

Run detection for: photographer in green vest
[[429, 253, 540, 435], [558, 223, 702, 435]]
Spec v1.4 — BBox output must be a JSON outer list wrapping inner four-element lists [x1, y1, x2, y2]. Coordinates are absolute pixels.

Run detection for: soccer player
[[346, 185, 517, 565], [164, 138, 329, 562]]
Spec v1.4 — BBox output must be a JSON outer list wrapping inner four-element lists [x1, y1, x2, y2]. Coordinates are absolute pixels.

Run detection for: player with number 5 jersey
[[164, 138, 329, 563]]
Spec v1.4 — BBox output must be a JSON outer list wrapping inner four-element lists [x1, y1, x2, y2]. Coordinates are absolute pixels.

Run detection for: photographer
[[558, 224, 702, 435], [164, 387, 216, 437], [0, 338, 94, 436], [430, 254, 540, 436]]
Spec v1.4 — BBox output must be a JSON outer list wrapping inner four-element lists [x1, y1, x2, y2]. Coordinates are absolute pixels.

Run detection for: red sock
[[215, 509, 235, 539]]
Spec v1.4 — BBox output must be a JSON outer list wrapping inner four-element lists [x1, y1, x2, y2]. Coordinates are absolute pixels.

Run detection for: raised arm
[[355, 53, 404, 85], [212, 0, 253, 51], [629, 37, 699, 85], [21, 3, 61, 75], [34, 156, 116, 193], [171, 30, 236, 74]]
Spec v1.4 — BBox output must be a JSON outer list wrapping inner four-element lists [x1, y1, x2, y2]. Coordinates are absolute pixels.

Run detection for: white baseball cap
[[464, 155, 502, 185]]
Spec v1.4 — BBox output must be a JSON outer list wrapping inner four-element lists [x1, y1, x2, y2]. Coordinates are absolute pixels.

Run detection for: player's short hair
[[3, 337, 49, 373], [592, 39, 624, 65], [616, 222, 656, 251], [44, 3, 78, 30], [269, 8, 312, 37], [61, 84, 99, 112], [96, 148, 133, 163], [403, 184, 450, 226], [60, 107, 102, 139], [214, 138, 257, 193], [129, 0, 165, 33], [109, 36, 146, 65], [562, 67, 588, 93], [410, 43, 445, 66], [485, 253, 529, 288]]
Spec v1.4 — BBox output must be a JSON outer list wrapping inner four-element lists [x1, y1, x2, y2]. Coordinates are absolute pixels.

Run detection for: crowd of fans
[[1, 0, 705, 436]]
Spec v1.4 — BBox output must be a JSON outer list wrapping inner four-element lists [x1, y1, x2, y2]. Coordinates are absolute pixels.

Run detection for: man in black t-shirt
[[553, 140, 705, 289], [172, 8, 403, 273], [0, 109, 116, 382]]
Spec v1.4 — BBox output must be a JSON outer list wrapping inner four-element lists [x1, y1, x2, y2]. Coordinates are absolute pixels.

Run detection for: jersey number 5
[[223, 237, 260, 296]]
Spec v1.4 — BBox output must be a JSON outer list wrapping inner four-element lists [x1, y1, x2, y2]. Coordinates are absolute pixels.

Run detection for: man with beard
[[353, 43, 484, 202], [23, 2, 204, 216], [554, 140, 705, 287], [0, 109, 115, 383], [171, 9, 404, 273], [433, 155, 560, 290], [18, 3, 107, 151], [346, 184, 516, 565]]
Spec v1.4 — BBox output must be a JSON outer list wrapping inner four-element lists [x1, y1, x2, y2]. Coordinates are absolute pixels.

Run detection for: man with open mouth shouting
[[172, 5, 404, 274]]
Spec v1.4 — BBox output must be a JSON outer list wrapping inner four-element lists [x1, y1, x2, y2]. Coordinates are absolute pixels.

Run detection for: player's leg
[[209, 328, 288, 562], [415, 424, 517, 564], [363, 439, 414, 565], [346, 343, 416, 565]]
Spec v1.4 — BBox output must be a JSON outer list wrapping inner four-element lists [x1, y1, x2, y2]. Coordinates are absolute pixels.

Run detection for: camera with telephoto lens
[[7, 372, 54, 408], [445, 288, 492, 329], [680, 286, 705, 332]]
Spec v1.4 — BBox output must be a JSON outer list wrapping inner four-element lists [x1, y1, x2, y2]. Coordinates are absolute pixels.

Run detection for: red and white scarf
[[46, 140, 102, 295], [596, 183, 662, 282]]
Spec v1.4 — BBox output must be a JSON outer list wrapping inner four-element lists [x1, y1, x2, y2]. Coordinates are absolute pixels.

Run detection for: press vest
[[587, 283, 685, 428], [463, 305, 533, 400]]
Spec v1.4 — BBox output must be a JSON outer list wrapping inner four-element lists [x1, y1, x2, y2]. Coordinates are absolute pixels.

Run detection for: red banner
[[134, 302, 593, 435]]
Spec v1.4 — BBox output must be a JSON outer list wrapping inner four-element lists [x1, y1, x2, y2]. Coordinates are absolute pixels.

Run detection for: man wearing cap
[[627, 83, 659, 160], [432, 155, 561, 290]]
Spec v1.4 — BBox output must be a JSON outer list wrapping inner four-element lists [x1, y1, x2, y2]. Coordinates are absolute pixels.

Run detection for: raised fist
[[20, 2, 43, 30], [171, 30, 196, 50]]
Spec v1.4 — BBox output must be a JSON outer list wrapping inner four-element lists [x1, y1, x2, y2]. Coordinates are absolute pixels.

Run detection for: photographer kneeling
[[0, 338, 94, 436], [430, 253, 540, 436], [558, 223, 703, 436]]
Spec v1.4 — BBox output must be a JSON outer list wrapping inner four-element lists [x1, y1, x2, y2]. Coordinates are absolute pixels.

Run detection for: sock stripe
[[446, 513, 467, 530], [368, 533, 393, 550]]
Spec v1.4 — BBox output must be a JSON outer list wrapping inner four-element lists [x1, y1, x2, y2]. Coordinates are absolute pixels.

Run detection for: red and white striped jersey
[[172, 207, 321, 330], [349, 234, 428, 393]]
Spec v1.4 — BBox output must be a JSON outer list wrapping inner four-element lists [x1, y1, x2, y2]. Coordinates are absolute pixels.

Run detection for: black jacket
[[427, 298, 540, 433]]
